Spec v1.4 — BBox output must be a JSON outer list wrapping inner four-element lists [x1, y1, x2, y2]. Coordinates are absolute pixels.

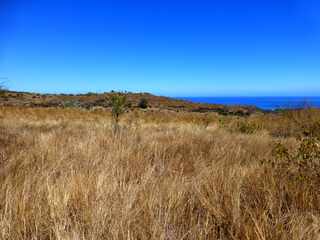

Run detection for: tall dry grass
[[0, 107, 319, 240]]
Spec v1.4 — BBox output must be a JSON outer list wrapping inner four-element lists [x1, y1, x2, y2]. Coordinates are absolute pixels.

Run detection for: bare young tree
[[109, 93, 127, 133]]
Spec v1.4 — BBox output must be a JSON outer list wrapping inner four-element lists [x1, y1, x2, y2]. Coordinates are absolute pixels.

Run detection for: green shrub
[[109, 93, 127, 125], [271, 142, 290, 161], [233, 120, 261, 134], [270, 137, 320, 184], [63, 100, 81, 108], [85, 92, 97, 96], [138, 98, 148, 109], [302, 121, 320, 139]]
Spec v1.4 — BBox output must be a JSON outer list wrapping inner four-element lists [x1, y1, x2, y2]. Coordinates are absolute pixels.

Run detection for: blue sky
[[1, 0, 320, 96]]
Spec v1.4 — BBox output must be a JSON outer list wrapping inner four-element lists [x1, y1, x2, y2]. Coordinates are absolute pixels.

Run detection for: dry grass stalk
[[0, 107, 319, 240]]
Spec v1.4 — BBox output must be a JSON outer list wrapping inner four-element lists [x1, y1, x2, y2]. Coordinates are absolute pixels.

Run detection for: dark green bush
[[85, 92, 97, 96], [138, 98, 148, 109]]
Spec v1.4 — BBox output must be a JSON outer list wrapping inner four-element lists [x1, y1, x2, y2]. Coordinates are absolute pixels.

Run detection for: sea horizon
[[177, 96, 320, 111]]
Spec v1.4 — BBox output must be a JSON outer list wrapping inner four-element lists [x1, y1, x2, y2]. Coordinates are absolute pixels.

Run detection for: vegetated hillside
[[0, 90, 258, 116], [0, 106, 320, 239]]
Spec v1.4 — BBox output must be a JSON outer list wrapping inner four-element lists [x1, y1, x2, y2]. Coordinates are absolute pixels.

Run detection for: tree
[[138, 98, 148, 109], [109, 93, 127, 133]]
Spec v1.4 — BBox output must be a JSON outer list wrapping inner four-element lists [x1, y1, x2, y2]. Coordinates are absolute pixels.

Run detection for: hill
[[0, 90, 259, 116]]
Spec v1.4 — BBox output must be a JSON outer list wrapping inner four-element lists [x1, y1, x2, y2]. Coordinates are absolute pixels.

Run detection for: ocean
[[178, 97, 320, 111]]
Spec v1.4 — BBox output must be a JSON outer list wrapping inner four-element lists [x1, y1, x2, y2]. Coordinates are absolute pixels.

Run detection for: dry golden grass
[[0, 107, 319, 240]]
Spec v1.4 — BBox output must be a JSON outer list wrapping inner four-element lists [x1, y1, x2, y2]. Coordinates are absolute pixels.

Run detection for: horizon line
[[4, 88, 320, 98]]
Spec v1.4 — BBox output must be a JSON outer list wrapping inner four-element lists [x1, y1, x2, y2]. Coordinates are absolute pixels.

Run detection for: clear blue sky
[[1, 0, 320, 96]]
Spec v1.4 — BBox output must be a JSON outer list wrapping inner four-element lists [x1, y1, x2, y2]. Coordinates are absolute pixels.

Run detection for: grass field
[[0, 107, 320, 239]]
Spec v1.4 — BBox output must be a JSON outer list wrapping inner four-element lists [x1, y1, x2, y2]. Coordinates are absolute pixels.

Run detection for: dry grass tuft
[[0, 107, 319, 239]]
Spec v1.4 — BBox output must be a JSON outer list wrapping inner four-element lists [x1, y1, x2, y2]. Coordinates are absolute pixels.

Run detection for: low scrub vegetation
[[0, 107, 319, 239], [138, 98, 148, 109]]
